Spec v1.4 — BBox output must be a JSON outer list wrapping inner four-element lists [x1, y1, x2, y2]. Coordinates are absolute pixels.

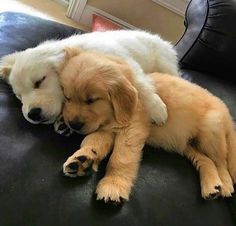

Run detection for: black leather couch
[[0, 0, 235, 225]]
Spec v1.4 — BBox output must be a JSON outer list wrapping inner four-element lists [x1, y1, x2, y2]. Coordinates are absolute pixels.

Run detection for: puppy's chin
[[73, 125, 100, 135], [41, 118, 58, 124], [22, 112, 58, 125]]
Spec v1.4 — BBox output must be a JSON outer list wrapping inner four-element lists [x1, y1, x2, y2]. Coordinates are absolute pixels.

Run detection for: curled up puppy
[[0, 30, 179, 130], [60, 48, 236, 203]]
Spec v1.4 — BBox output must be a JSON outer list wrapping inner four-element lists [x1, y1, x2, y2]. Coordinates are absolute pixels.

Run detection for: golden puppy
[[60, 48, 236, 203]]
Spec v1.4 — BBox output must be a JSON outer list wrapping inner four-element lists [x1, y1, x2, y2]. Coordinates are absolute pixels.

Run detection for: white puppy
[[0, 30, 178, 127]]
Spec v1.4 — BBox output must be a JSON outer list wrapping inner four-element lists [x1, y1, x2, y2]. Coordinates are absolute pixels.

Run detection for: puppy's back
[[147, 72, 233, 151], [149, 72, 228, 114]]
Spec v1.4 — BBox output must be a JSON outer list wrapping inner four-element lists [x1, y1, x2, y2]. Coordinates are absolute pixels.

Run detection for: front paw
[[54, 115, 73, 136], [220, 181, 234, 198], [63, 147, 98, 177], [202, 185, 221, 200], [96, 176, 131, 204], [150, 95, 168, 125], [201, 182, 222, 200]]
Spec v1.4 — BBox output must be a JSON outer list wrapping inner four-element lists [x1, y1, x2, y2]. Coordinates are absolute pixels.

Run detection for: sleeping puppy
[[0, 30, 179, 128], [60, 48, 236, 203]]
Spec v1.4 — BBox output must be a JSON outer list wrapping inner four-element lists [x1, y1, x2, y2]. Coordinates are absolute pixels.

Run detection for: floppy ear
[[109, 77, 138, 125], [64, 47, 81, 59], [49, 47, 81, 72], [0, 52, 19, 82]]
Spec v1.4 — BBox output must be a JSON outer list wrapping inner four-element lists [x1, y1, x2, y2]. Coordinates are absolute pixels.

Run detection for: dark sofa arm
[[0, 12, 83, 57], [175, 0, 236, 81]]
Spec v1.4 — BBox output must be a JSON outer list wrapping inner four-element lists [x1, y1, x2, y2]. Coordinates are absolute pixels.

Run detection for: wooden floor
[[0, 0, 89, 31]]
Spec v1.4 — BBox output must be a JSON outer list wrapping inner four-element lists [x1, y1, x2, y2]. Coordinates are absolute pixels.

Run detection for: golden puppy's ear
[[0, 52, 19, 82], [64, 47, 81, 60], [109, 77, 138, 125]]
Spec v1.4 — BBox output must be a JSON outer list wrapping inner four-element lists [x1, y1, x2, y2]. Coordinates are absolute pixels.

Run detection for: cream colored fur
[[61, 50, 236, 203], [0, 30, 178, 125]]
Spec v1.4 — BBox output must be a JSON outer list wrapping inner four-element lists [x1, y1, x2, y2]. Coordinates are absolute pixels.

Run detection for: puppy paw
[[202, 184, 222, 200], [149, 95, 168, 125], [54, 114, 73, 136], [96, 176, 130, 204], [220, 182, 234, 198], [63, 147, 98, 177]]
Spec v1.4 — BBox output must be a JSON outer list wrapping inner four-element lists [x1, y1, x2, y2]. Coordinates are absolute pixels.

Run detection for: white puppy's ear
[[0, 52, 19, 82], [48, 49, 66, 71], [49, 48, 81, 72], [64, 47, 81, 59]]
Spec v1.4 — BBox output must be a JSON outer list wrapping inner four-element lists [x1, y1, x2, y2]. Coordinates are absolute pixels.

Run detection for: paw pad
[[76, 155, 87, 163], [63, 155, 95, 177], [205, 185, 221, 200], [67, 162, 79, 171], [104, 197, 124, 205]]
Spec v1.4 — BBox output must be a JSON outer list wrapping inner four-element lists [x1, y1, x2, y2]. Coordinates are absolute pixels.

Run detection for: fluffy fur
[[61, 49, 236, 203], [0, 30, 178, 125]]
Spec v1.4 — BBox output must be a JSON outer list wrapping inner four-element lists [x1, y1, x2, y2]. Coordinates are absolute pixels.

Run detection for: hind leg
[[216, 166, 234, 197], [183, 146, 222, 200], [227, 131, 236, 184], [199, 113, 234, 197]]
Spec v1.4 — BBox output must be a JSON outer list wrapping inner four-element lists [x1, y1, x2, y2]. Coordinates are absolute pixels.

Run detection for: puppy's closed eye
[[34, 76, 46, 89], [85, 97, 101, 105], [85, 98, 96, 105]]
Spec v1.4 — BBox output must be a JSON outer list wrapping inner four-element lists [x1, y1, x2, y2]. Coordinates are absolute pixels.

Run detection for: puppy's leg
[[215, 165, 234, 197], [128, 59, 167, 125], [199, 122, 234, 198], [96, 129, 147, 203], [183, 146, 222, 200], [63, 131, 114, 177], [227, 130, 236, 184]]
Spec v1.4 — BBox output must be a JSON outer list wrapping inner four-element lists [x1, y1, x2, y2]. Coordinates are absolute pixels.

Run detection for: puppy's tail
[[227, 129, 236, 184]]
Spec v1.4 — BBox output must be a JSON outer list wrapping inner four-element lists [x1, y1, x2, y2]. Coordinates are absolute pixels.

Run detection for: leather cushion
[[0, 70, 235, 226], [0, 12, 83, 57], [0, 11, 235, 226], [0, 73, 234, 226], [175, 0, 236, 81]]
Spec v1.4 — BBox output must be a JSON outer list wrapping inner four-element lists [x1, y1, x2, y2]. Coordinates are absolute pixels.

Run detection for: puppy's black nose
[[28, 108, 42, 121], [68, 120, 84, 131]]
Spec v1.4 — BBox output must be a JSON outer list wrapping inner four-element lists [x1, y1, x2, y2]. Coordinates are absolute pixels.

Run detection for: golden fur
[[61, 48, 236, 203]]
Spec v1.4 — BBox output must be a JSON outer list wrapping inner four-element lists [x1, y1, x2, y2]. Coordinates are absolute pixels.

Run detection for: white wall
[[87, 0, 185, 42]]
